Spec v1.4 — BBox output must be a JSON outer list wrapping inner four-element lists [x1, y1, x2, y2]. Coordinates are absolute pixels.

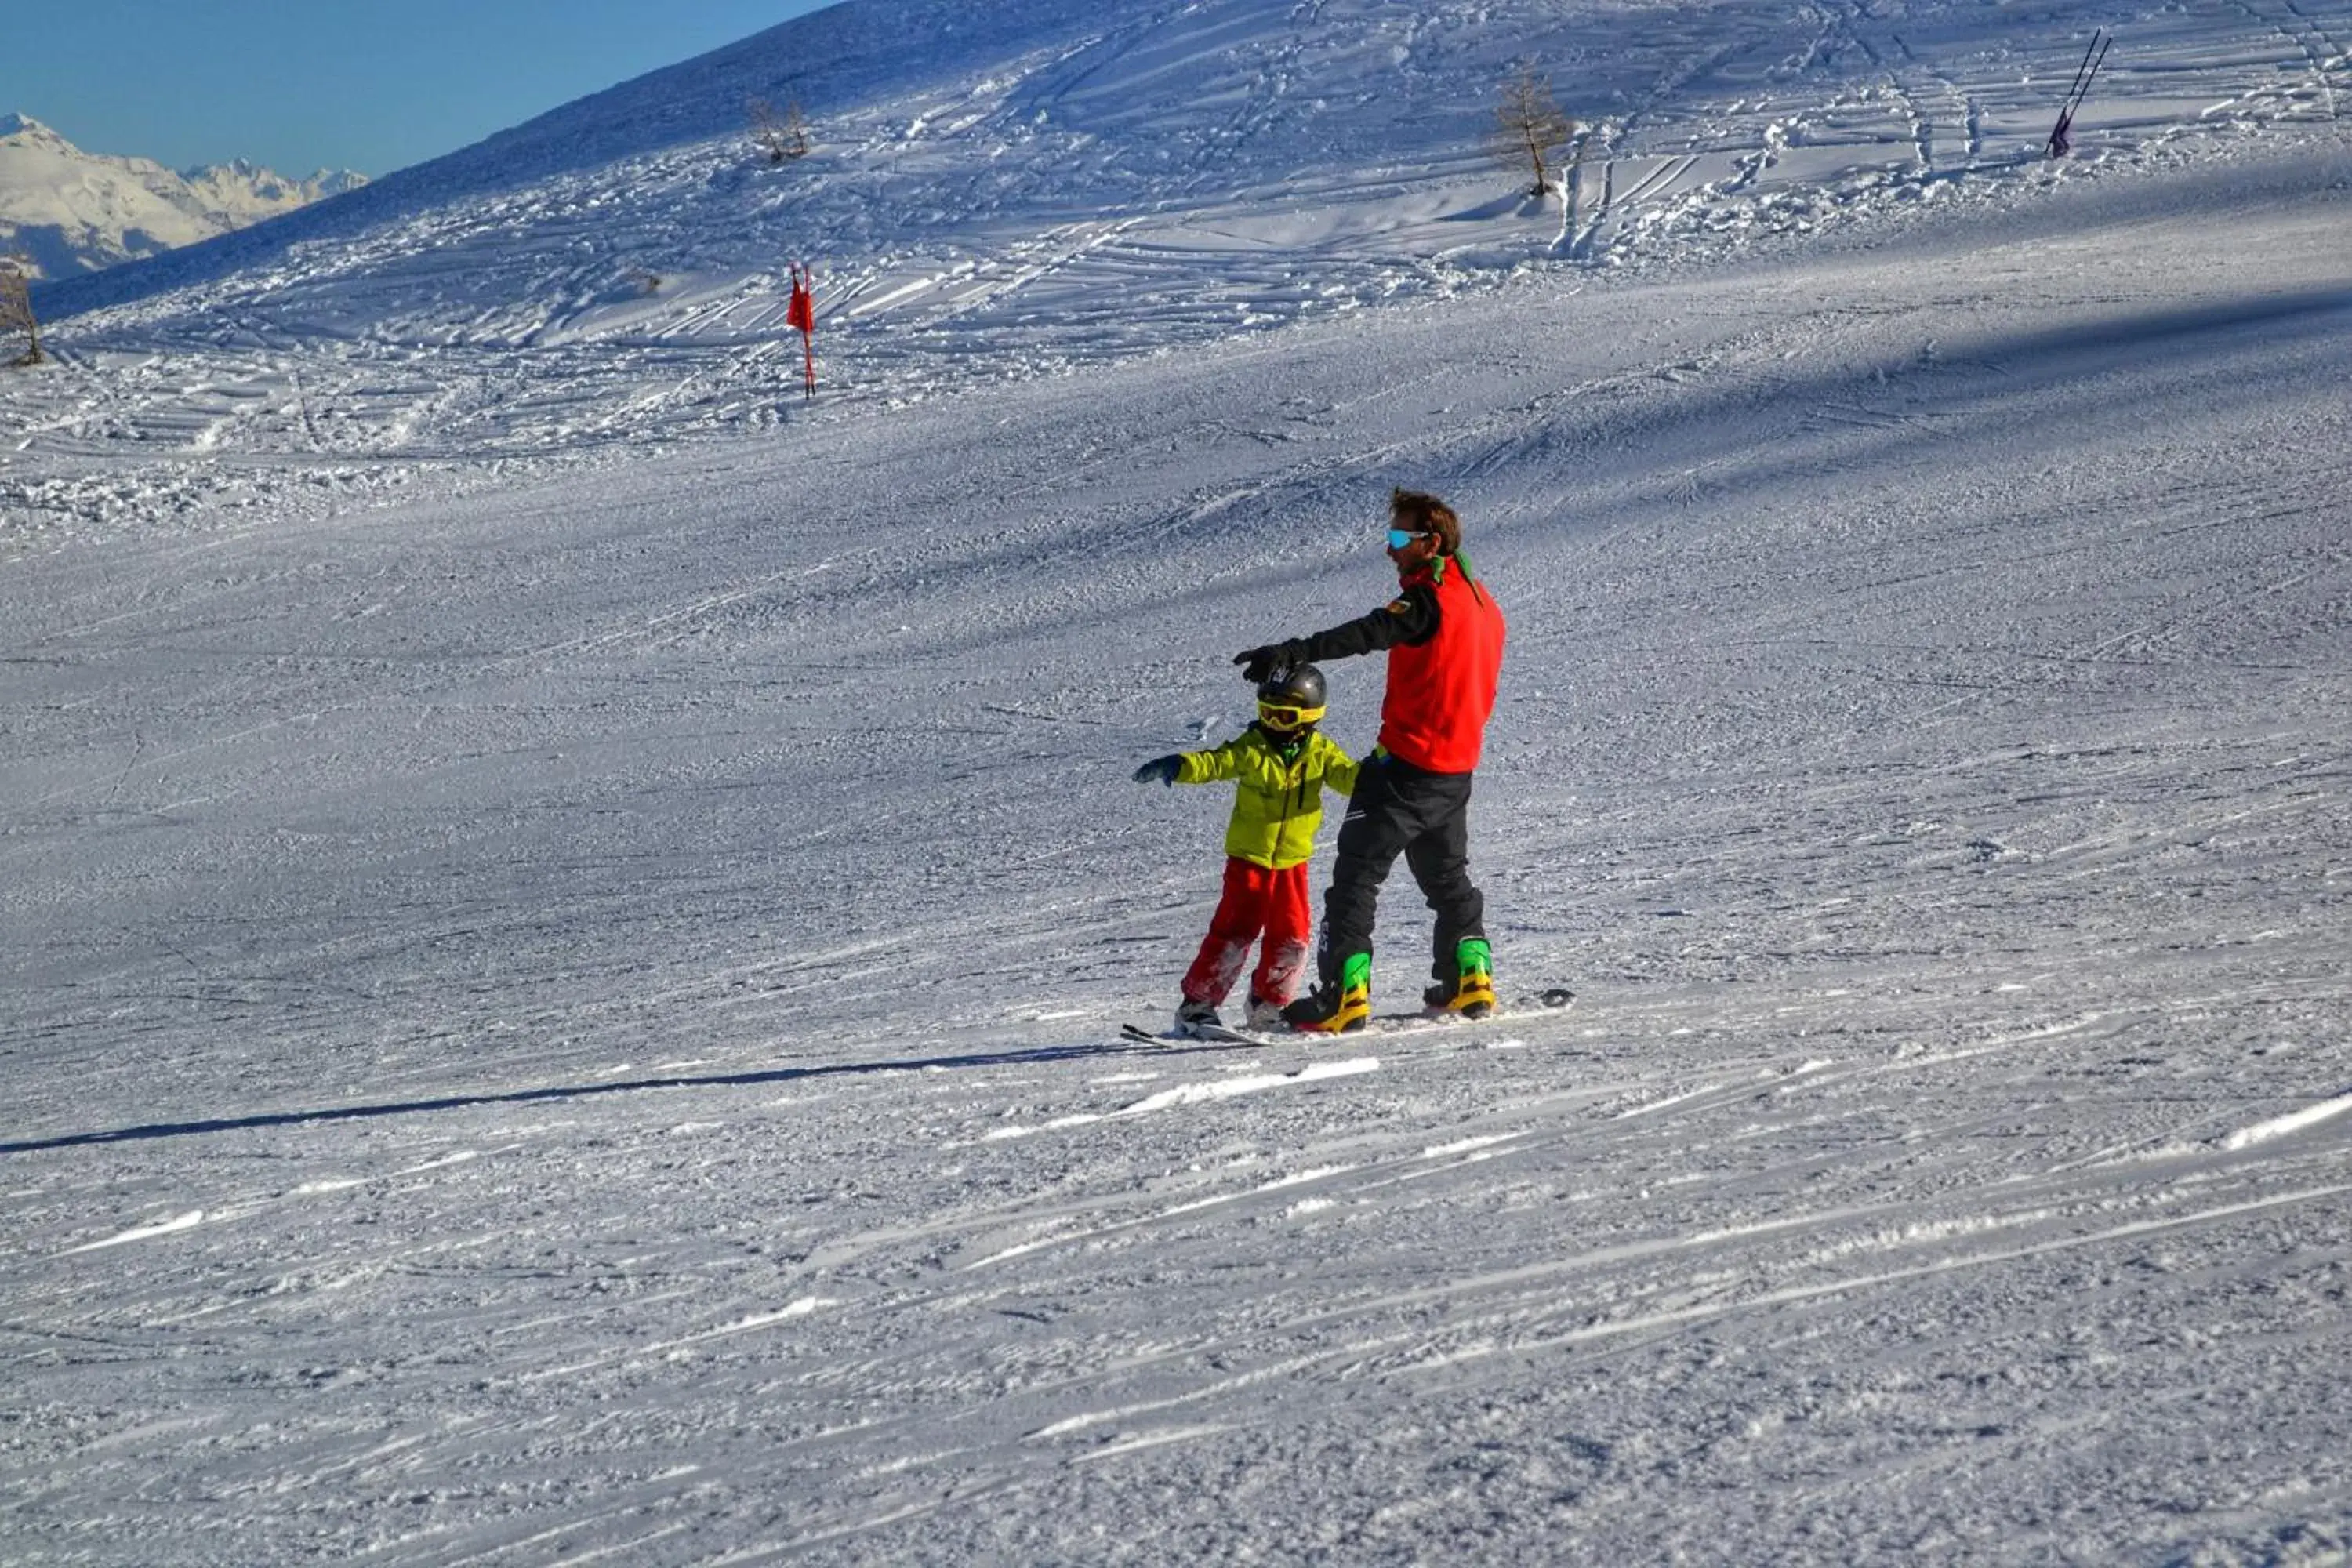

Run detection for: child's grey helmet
[[1256, 663, 1327, 727], [1258, 662, 1325, 710]]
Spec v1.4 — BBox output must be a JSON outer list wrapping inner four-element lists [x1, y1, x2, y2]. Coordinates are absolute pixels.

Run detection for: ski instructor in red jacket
[[1234, 488, 1507, 1034]]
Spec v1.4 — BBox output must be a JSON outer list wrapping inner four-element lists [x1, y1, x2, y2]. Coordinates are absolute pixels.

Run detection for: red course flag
[[786, 265, 815, 333], [786, 262, 818, 400]]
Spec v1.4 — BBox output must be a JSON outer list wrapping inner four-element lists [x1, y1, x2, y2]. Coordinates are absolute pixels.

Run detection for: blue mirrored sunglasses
[[1386, 528, 1426, 550]]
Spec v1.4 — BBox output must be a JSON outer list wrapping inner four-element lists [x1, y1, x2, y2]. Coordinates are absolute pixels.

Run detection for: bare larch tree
[[749, 97, 813, 164], [0, 256, 42, 367], [1494, 69, 1577, 201]]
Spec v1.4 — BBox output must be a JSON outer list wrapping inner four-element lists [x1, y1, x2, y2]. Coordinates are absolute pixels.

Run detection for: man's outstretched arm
[[1235, 586, 1439, 681]]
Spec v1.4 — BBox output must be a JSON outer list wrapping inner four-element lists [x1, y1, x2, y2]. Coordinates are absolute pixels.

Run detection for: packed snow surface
[[3, 0, 2350, 1562]]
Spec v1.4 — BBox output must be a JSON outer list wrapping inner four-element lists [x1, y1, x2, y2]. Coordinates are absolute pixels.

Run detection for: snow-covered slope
[[8, 0, 2348, 540], [0, 113, 365, 280], [2, 1, 2349, 1562]]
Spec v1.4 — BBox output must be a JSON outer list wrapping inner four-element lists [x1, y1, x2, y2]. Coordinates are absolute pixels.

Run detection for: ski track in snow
[[3, 0, 2352, 1563]]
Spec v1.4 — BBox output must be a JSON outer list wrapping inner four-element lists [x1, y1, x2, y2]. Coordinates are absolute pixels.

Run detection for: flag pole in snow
[[787, 262, 817, 400], [2045, 30, 2111, 158]]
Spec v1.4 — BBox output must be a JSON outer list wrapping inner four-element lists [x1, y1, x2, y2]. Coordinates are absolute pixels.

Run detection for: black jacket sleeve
[[1295, 583, 1440, 662]]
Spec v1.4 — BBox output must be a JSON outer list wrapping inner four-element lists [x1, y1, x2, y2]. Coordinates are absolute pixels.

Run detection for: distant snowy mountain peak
[[0, 114, 366, 279], [0, 111, 67, 143], [180, 160, 371, 226]]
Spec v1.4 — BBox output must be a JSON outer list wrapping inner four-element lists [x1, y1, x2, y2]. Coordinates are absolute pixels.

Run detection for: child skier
[[1132, 665, 1358, 1035]]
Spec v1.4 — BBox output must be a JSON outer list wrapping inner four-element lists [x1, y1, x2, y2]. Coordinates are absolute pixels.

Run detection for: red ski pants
[[1181, 856, 1314, 1008]]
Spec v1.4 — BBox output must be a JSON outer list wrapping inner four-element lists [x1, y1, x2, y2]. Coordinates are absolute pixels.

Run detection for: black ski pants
[[1318, 751, 1485, 985]]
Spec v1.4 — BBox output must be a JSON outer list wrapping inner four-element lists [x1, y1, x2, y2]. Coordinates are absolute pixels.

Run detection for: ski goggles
[[1257, 699, 1326, 729], [1387, 528, 1430, 550]]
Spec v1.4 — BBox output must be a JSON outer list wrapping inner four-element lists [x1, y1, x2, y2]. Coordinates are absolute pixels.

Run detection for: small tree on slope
[[749, 97, 812, 164], [1494, 68, 1577, 201], [0, 256, 42, 367]]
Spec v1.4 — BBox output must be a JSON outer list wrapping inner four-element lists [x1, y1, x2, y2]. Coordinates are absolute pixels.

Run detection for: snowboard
[[1122, 988, 1573, 1047]]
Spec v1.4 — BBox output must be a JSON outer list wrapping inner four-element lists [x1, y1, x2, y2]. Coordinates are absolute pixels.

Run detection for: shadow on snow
[[0, 1033, 1224, 1156]]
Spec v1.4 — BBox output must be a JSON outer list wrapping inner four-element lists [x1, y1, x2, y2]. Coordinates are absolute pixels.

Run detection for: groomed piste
[[3, 1, 2350, 1561]]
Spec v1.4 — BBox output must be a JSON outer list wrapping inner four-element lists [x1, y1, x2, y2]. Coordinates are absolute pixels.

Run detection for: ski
[[1120, 1020, 1268, 1046]]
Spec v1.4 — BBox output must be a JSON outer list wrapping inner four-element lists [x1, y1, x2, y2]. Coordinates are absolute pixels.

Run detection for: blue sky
[[4, 1, 836, 176]]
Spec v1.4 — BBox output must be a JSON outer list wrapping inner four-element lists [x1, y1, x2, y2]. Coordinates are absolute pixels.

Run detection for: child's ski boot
[[1174, 998, 1224, 1037]]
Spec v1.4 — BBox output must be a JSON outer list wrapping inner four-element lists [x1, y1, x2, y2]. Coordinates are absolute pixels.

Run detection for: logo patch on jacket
[[1386, 598, 1414, 615]]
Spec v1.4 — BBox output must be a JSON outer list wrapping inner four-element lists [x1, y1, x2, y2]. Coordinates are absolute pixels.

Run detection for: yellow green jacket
[[1176, 725, 1358, 869]]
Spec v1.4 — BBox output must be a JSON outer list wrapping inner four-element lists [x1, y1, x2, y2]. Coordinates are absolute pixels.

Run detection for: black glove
[[1132, 755, 1181, 787], [1234, 641, 1302, 684]]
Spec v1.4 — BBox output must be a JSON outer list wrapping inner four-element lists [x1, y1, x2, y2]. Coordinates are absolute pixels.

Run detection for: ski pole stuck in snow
[[2046, 28, 2111, 158]]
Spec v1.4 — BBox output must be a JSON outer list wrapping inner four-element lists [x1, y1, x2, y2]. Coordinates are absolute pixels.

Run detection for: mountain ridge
[[0, 111, 368, 279]]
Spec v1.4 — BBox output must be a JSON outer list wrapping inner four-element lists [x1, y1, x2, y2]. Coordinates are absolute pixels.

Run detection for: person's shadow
[[0, 1035, 1229, 1156]]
